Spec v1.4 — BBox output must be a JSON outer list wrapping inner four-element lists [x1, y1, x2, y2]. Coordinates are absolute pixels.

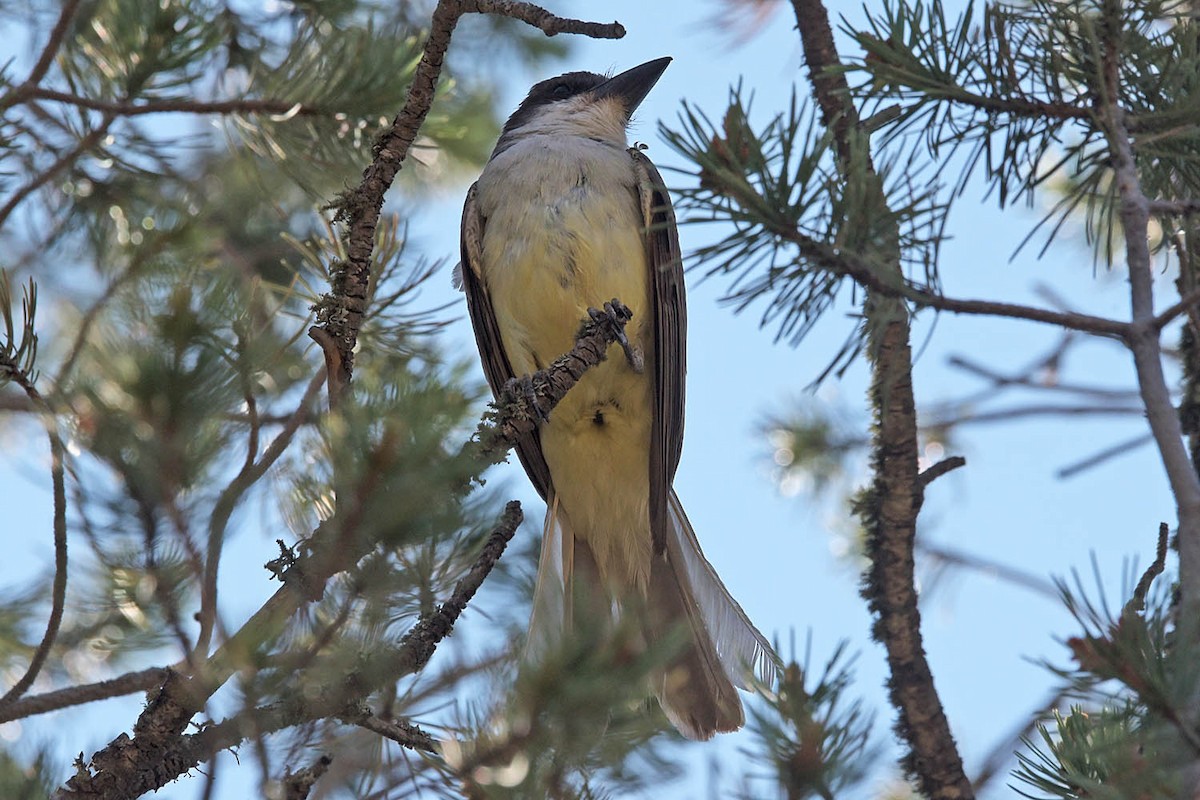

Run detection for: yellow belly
[[477, 143, 654, 589]]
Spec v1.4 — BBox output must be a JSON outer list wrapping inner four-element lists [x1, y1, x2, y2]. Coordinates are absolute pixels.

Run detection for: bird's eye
[[552, 83, 572, 98]]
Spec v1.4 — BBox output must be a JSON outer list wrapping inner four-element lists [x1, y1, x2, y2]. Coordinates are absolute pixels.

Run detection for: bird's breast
[[475, 136, 651, 377], [475, 135, 658, 588]]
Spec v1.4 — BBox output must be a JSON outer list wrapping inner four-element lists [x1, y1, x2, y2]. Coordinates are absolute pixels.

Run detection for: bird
[[457, 57, 778, 740]]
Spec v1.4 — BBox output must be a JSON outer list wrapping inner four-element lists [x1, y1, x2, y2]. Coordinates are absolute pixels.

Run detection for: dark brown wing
[[460, 182, 554, 501], [630, 149, 686, 555]]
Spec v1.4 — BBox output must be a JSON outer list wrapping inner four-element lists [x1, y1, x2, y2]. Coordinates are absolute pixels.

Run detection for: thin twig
[[946, 354, 1139, 401], [918, 541, 1059, 600], [971, 688, 1068, 792], [918, 456, 966, 489], [1128, 522, 1170, 613], [55, 503, 521, 800], [0, 0, 82, 110], [925, 403, 1144, 428], [0, 364, 68, 708], [1152, 284, 1200, 331], [1056, 432, 1153, 479], [393, 501, 522, 676], [778, 227, 1130, 338], [1149, 198, 1200, 216]]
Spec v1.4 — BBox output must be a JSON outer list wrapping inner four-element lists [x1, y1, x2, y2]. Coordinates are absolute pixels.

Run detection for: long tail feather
[[525, 491, 779, 741], [525, 495, 567, 661], [664, 490, 780, 689]]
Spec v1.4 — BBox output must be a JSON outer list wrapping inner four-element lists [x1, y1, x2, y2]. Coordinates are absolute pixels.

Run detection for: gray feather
[[665, 490, 781, 689]]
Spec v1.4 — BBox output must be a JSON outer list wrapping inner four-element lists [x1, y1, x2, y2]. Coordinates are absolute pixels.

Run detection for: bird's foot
[[502, 373, 550, 424], [588, 300, 644, 374]]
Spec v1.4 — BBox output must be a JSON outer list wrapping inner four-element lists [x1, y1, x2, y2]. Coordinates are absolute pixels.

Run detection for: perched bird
[[457, 57, 777, 740]]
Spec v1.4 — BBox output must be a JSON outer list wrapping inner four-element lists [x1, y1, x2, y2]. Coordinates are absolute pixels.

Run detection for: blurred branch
[[1153, 285, 1200, 332], [946, 354, 1139, 402], [0, 307, 67, 709], [790, 1, 974, 798], [0, 667, 169, 725], [311, 0, 624, 404], [971, 688, 1068, 792], [1056, 432, 1153, 479], [0, 0, 82, 110], [193, 366, 328, 661], [351, 715, 438, 753], [281, 754, 333, 800], [55, 502, 522, 799], [918, 541, 1058, 600], [1149, 199, 1200, 216], [925, 403, 1144, 428], [27, 88, 328, 118], [0, 111, 118, 228]]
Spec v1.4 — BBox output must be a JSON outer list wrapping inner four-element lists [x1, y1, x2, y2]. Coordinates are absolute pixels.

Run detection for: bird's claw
[[588, 300, 644, 374]]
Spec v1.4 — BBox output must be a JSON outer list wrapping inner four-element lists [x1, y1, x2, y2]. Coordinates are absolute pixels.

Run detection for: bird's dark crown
[[500, 71, 610, 136]]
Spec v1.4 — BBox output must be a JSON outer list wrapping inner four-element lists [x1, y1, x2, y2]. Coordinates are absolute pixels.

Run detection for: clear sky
[[0, 1, 1179, 797]]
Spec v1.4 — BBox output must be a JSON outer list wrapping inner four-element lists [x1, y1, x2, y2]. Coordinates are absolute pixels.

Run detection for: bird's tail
[[526, 491, 779, 741]]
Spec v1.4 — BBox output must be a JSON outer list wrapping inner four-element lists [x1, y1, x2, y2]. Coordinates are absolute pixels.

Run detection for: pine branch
[[54, 503, 521, 799], [351, 716, 438, 753], [779, 227, 1130, 338], [1150, 199, 1200, 216], [790, 1, 974, 797], [49, 291, 626, 798]]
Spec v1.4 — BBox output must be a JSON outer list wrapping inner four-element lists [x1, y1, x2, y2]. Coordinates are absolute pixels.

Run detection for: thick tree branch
[[791, 0, 974, 797], [309, 0, 624, 403]]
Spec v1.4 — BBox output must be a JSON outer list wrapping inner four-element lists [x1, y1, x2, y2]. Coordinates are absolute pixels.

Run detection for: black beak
[[591, 57, 671, 117]]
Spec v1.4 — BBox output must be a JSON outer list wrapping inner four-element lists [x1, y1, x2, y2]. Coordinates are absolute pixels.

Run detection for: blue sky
[[0, 1, 1181, 797]]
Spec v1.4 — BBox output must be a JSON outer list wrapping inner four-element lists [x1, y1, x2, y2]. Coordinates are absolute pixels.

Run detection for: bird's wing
[[460, 182, 554, 500], [630, 148, 686, 555]]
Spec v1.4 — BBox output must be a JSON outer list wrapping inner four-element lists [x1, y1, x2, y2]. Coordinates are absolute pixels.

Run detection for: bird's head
[[493, 57, 671, 154]]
